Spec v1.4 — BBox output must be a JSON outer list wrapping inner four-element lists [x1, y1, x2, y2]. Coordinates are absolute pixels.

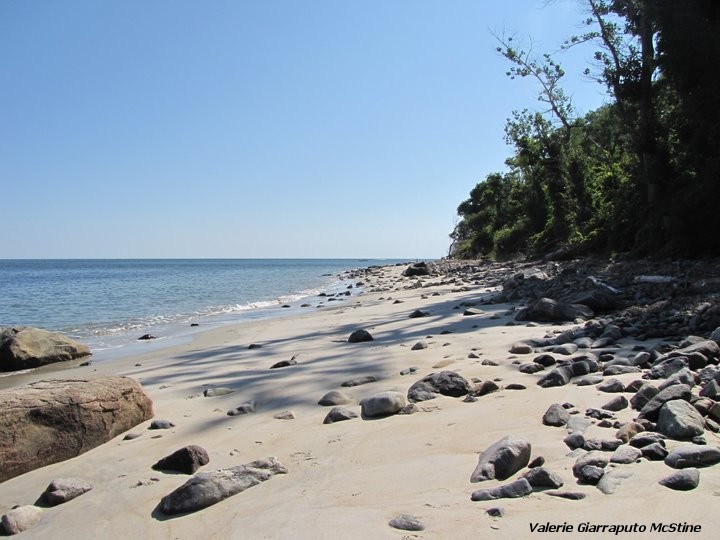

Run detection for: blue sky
[[0, 0, 608, 259]]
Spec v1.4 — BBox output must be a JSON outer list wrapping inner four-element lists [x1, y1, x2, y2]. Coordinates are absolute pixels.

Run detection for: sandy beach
[[2, 262, 719, 539]]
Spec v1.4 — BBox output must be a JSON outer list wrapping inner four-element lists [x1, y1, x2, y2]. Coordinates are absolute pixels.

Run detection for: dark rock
[[630, 383, 659, 411], [542, 403, 570, 427], [657, 400, 705, 439], [486, 507, 505, 517], [323, 407, 358, 424], [158, 457, 288, 515], [664, 444, 720, 468], [519, 363, 545, 374], [659, 468, 700, 491], [601, 395, 629, 412], [475, 380, 500, 396], [528, 456, 545, 468], [318, 391, 352, 406], [597, 378, 625, 393], [138, 334, 157, 340], [648, 357, 689, 380], [347, 329, 373, 343], [411, 341, 428, 351], [509, 342, 533, 354], [360, 391, 406, 418], [400, 366, 418, 376], [203, 387, 234, 397], [248, 343, 262, 349], [0, 376, 153, 483], [572, 451, 608, 484], [463, 308, 484, 316], [537, 365, 574, 388], [408, 309, 430, 319], [533, 354, 557, 367], [270, 358, 297, 369], [341, 376, 377, 387], [388, 514, 425, 531], [551, 343, 579, 356], [0, 326, 91, 372], [150, 419, 174, 430], [564, 432, 585, 450], [407, 371, 471, 402], [227, 402, 256, 416], [585, 408, 614, 420], [152, 445, 210, 475], [403, 262, 431, 277], [610, 445, 642, 464], [522, 467, 564, 489], [41, 477, 93, 506], [641, 443, 669, 461], [638, 384, 692, 421], [470, 436, 531, 482], [470, 478, 533, 501], [515, 298, 594, 322], [505, 383, 526, 390], [544, 491, 586, 500]]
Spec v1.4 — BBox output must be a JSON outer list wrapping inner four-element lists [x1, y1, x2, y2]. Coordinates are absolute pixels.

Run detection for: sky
[[0, 0, 610, 259]]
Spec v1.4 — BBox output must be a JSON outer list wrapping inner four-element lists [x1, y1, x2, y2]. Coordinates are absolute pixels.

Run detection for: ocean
[[0, 259, 406, 360]]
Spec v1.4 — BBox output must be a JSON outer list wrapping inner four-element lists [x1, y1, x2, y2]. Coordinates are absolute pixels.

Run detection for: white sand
[[1, 264, 719, 539]]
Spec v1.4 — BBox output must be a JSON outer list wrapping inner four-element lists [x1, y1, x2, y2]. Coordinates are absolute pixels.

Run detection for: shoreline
[[2, 260, 719, 538]]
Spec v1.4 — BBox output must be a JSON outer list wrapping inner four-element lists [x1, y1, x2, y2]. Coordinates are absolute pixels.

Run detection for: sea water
[[0, 259, 405, 360]]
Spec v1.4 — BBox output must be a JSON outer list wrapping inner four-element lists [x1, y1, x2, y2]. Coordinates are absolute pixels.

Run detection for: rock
[[411, 341, 428, 351], [545, 491, 586, 500], [486, 507, 505, 517], [138, 334, 157, 340], [475, 380, 500, 396], [659, 468, 700, 491], [203, 387, 234, 397], [270, 359, 297, 369], [610, 445, 642, 464], [658, 368, 696, 390], [657, 400, 705, 439], [641, 442, 669, 461], [0, 376, 153, 483], [0, 326, 91, 372], [519, 362, 545, 374], [597, 469, 633, 494], [551, 343, 578, 356], [572, 451, 608, 484], [41, 477, 93, 506], [1, 505, 43, 535], [522, 467, 564, 489], [150, 419, 175, 429], [408, 309, 430, 318], [347, 329, 373, 343], [542, 403, 570, 427], [152, 445, 210, 475], [630, 383, 659, 411], [403, 262, 431, 277], [227, 401, 256, 416], [664, 445, 720, 469], [515, 298, 594, 322], [318, 390, 352, 406], [537, 365, 574, 388], [597, 378, 625, 393], [509, 342, 533, 354], [638, 384, 692, 421], [360, 391, 406, 418], [647, 357, 689, 380], [388, 514, 425, 531], [601, 395, 629, 412], [615, 422, 645, 444], [407, 371, 471, 402], [273, 410, 295, 420], [341, 375, 377, 387], [533, 354, 557, 367], [470, 436, 531, 482], [470, 478, 533, 501], [699, 379, 720, 399], [158, 457, 288, 515], [323, 407, 358, 424], [564, 432, 585, 450]]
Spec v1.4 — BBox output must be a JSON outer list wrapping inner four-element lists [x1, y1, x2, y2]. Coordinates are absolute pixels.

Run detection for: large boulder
[[470, 436, 531, 482], [158, 457, 288, 515], [515, 298, 594, 323], [0, 376, 153, 482], [407, 371, 471, 403], [0, 327, 91, 372], [360, 391, 406, 418]]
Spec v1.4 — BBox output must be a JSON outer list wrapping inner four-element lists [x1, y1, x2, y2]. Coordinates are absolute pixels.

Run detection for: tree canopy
[[450, 0, 720, 259]]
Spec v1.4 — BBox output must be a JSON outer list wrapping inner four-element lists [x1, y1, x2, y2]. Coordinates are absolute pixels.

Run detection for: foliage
[[450, 0, 720, 259]]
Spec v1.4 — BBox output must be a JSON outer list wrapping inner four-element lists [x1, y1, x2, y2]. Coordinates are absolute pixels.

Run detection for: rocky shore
[[1, 257, 719, 538]]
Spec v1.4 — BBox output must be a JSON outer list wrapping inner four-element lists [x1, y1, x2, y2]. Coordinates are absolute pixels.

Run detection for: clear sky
[[0, 0, 608, 259]]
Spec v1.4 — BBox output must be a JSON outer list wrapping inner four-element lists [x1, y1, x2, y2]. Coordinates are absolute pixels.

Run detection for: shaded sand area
[[2, 263, 719, 539]]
